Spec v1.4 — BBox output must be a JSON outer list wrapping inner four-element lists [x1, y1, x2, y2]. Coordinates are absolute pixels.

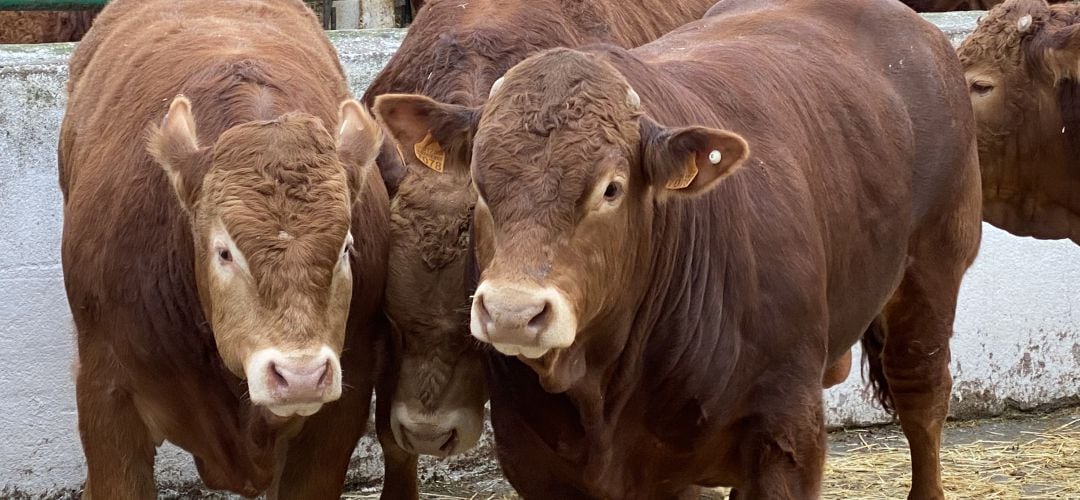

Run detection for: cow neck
[[553, 194, 752, 485]]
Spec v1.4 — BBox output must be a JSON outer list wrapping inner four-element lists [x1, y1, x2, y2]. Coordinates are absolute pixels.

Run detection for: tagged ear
[[337, 99, 384, 199], [641, 117, 749, 198], [372, 93, 478, 175], [147, 95, 204, 212]]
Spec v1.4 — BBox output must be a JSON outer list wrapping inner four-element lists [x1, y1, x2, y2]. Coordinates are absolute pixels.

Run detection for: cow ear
[[640, 117, 749, 199], [372, 93, 479, 176], [337, 99, 384, 199], [148, 95, 206, 213]]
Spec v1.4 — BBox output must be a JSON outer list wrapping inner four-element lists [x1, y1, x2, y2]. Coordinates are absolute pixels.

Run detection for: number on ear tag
[[414, 133, 446, 172]]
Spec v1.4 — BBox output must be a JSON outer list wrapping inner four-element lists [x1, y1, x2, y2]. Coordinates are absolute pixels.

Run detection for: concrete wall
[[0, 11, 1077, 496]]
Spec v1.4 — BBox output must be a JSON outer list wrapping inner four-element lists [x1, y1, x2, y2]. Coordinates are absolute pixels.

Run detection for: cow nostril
[[476, 294, 494, 335], [316, 360, 331, 389], [527, 301, 552, 336], [269, 361, 289, 389], [440, 428, 459, 455]]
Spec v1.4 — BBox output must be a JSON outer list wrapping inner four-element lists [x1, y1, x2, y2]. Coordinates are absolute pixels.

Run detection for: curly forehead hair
[[482, 47, 642, 148], [206, 112, 352, 306], [959, 0, 1080, 77]]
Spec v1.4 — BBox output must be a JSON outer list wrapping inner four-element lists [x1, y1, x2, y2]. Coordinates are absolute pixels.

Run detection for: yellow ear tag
[[665, 153, 699, 190], [414, 133, 446, 172]]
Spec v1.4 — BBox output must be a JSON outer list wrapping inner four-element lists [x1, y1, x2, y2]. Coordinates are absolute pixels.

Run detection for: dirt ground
[[344, 407, 1080, 499]]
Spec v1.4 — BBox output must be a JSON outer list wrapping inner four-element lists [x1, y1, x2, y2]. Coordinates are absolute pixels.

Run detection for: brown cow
[[0, 10, 97, 44], [362, 0, 721, 492], [59, 0, 388, 497], [958, 0, 1080, 245], [375, 0, 982, 496]]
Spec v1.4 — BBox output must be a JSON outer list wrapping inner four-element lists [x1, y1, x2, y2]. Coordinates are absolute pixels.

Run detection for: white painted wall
[[0, 13, 1077, 496]]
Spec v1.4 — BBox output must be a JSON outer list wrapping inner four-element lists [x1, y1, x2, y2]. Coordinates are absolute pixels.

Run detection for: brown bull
[[59, 0, 389, 497], [362, 0, 726, 495], [375, 0, 982, 496], [0, 10, 97, 44], [959, 0, 1080, 245]]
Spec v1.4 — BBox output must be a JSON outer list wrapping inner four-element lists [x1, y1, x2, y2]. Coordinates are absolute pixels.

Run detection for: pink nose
[[474, 288, 553, 345], [265, 355, 333, 403]]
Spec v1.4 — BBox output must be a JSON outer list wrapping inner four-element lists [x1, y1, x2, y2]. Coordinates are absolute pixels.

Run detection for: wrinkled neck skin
[[980, 84, 1080, 244], [525, 195, 750, 494]]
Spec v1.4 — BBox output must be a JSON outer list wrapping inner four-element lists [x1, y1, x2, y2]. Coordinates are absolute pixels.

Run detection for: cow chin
[[243, 345, 343, 417]]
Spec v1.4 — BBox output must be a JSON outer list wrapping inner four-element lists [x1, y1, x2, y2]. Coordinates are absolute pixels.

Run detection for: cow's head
[[375, 49, 747, 392], [148, 95, 381, 417], [370, 98, 487, 457], [959, 0, 1080, 240]]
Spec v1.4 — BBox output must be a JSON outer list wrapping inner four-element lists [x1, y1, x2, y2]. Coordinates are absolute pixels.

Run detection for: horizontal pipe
[[0, 0, 105, 10]]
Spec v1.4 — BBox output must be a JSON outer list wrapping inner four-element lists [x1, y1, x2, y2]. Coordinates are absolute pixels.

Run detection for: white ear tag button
[[708, 150, 722, 165]]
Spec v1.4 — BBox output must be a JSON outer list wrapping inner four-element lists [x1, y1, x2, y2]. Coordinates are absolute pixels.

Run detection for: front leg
[[376, 384, 420, 500], [736, 395, 826, 499], [273, 343, 375, 499], [76, 356, 157, 499]]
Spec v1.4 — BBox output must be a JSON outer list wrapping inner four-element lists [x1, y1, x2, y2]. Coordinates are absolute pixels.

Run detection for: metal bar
[[0, 0, 106, 10]]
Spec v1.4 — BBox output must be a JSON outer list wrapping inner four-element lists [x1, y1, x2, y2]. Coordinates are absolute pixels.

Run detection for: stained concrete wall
[[0, 11, 1077, 497]]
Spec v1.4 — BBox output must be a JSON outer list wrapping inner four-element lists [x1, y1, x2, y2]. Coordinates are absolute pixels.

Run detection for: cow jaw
[[244, 345, 343, 417], [470, 280, 578, 358]]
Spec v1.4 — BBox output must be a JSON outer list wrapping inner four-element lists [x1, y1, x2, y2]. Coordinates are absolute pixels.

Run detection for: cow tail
[[860, 315, 895, 415]]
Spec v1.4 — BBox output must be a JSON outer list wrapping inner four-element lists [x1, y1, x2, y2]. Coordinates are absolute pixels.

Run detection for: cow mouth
[[264, 402, 324, 418], [491, 342, 550, 359], [517, 348, 561, 374]]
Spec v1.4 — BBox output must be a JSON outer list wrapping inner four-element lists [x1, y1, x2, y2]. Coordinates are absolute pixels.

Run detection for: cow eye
[[970, 81, 994, 96], [218, 248, 232, 263], [603, 182, 623, 202]]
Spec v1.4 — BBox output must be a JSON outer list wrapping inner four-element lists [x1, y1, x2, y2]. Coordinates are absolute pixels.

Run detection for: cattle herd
[[0, 0, 1066, 497]]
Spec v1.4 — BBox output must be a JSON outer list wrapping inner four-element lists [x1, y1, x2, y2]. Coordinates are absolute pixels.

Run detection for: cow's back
[[614, 0, 977, 360]]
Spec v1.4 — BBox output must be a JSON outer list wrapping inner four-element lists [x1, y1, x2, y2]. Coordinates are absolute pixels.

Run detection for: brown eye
[[603, 182, 622, 201], [970, 81, 994, 96], [218, 249, 232, 262]]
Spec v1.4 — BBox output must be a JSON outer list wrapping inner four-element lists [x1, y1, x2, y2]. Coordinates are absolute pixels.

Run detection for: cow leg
[[878, 186, 980, 500], [376, 382, 420, 500], [738, 393, 826, 499], [76, 363, 157, 499], [273, 352, 375, 499]]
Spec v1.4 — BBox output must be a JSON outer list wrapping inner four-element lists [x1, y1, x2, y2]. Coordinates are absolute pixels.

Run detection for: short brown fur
[[403, 0, 982, 496], [0, 10, 97, 44], [364, 0, 723, 493], [959, 0, 1080, 244], [59, 0, 390, 497]]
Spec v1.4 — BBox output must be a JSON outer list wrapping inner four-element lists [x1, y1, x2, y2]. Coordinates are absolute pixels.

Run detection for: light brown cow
[[959, 0, 1080, 245], [362, 0, 724, 493], [59, 0, 388, 497], [0, 10, 97, 44], [375, 0, 982, 496]]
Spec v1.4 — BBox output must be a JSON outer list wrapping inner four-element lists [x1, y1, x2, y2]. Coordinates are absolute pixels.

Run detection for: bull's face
[[375, 48, 747, 392], [958, 0, 1080, 239], [382, 170, 487, 457], [148, 96, 381, 417]]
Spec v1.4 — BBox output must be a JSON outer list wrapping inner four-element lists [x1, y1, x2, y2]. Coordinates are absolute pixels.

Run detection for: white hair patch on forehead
[[626, 87, 641, 109]]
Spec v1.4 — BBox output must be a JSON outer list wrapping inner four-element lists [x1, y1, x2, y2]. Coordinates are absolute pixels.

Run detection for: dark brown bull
[[375, 0, 982, 496], [59, 0, 389, 497], [0, 10, 97, 44], [959, 0, 1080, 244], [362, 0, 725, 495]]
